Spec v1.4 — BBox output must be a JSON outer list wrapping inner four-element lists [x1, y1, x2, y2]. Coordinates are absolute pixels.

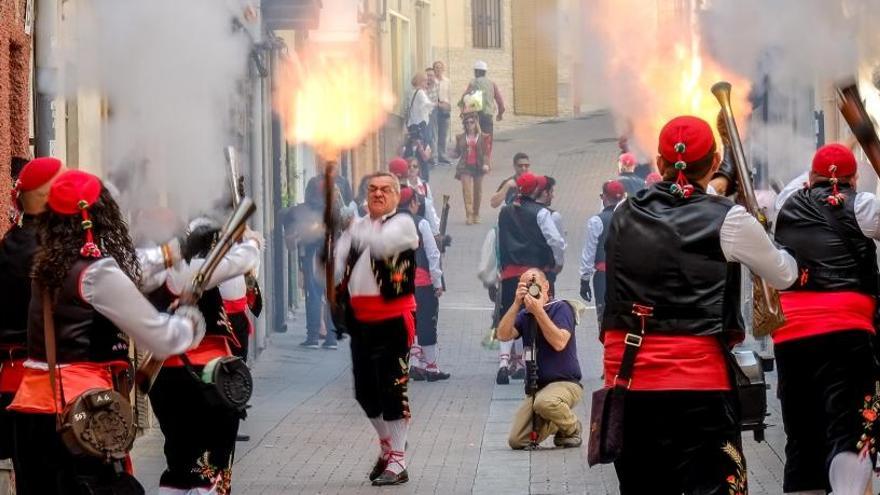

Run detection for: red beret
[[812, 144, 857, 177], [602, 180, 626, 200], [516, 172, 539, 195], [645, 172, 663, 187], [48, 170, 102, 215], [389, 157, 409, 177], [18, 157, 63, 192], [399, 186, 416, 206], [658, 116, 716, 165], [618, 153, 637, 168]]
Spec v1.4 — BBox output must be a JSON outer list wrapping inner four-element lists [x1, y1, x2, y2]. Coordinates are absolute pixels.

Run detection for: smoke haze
[[63, 0, 250, 229], [581, 0, 880, 184]]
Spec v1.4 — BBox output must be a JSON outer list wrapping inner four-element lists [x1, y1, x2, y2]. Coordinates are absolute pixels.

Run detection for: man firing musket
[[763, 81, 880, 495]]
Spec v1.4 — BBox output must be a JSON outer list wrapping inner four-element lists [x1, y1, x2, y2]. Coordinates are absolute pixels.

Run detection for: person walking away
[[459, 61, 505, 158], [616, 153, 646, 197], [399, 188, 449, 382], [300, 162, 353, 349], [451, 115, 491, 224], [495, 173, 565, 385], [425, 67, 440, 160], [497, 269, 583, 449], [599, 116, 796, 494], [491, 153, 531, 208], [579, 180, 626, 327], [0, 157, 65, 489], [405, 73, 435, 166], [773, 144, 880, 495], [433, 61, 452, 164], [9, 170, 207, 494], [333, 173, 419, 486]]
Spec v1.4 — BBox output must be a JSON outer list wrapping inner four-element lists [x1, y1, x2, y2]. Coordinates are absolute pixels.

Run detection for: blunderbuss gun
[[135, 198, 257, 394], [837, 79, 880, 176], [225, 146, 262, 317], [712, 81, 786, 338], [438, 194, 451, 253]]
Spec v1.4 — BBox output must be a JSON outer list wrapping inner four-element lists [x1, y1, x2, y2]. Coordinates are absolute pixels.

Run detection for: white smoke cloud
[[62, 0, 250, 226]]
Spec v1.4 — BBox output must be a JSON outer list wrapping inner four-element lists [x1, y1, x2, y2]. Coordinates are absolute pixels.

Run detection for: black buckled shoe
[[510, 365, 526, 380], [426, 370, 451, 382], [410, 366, 427, 381], [368, 457, 388, 482], [496, 367, 510, 385], [372, 469, 409, 486]]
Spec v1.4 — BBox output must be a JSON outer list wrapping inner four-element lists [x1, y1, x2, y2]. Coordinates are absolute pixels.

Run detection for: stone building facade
[[431, 0, 584, 134], [0, 0, 32, 194]]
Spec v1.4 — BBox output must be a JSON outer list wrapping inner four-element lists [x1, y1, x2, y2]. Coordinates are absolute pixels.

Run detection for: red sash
[[415, 267, 432, 287], [350, 295, 417, 345], [774, 291, 875, 345], [7, 361, 127, 414], [602, 330, 730, 391], [0, 359, 26, 393], [224, 297, 254, 336], [164, 336, 232, 367]]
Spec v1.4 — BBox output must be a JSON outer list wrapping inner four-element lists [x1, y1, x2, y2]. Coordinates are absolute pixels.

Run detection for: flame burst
[[589, 0, 751, 155], [275, 37, 393, 160]]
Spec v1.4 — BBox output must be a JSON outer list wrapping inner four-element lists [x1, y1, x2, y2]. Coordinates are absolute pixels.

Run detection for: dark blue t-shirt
[[515, 299, 582, 387]]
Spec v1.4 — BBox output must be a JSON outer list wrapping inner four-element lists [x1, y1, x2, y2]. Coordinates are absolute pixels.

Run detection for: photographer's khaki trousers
[[508, 381, 583, 449]]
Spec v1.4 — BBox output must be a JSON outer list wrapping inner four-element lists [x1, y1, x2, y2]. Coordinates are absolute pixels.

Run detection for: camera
[[527, 276, 541, 299]]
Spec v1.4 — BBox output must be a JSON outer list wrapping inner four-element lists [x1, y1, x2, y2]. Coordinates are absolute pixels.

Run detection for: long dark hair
[[33, 187, 141, 291]]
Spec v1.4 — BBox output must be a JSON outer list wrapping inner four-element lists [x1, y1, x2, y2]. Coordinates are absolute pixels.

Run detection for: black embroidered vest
[[497, 197, 554, 269], [775, 183, 877, 294], [28, 259, 130, 364], [602, 184, 743, 339]]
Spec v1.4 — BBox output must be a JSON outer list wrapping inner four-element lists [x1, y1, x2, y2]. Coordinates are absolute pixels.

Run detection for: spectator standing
[[405, 73, 435, 148], [433, 60, 452, 164], [491, 152, 531, 208], [579, 180, 626, 327], [497, 269, 583, 449], [425, 67, 440, 160], [300, 162, 353, 349], [459, 60, 505, 156], [452, 115, 491, 225]]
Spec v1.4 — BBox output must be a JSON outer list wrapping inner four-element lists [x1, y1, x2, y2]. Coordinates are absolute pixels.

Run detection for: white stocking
[[829, 451, 871, 495]]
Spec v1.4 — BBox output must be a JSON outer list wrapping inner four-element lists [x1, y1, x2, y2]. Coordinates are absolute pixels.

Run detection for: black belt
[[607, 301, 723, 320]]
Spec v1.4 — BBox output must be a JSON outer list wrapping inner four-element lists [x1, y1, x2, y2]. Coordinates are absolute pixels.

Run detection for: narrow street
[[132, 113, 788, 494]]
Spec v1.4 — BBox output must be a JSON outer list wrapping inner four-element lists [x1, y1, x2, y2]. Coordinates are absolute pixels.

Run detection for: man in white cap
[[459, 60, 505, 154]]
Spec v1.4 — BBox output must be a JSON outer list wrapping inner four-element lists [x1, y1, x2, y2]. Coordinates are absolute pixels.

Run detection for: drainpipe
[[34, 0, 58, 157]]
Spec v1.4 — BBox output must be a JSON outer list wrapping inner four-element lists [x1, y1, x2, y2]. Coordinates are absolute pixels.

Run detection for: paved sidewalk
[[132, 113, 791, 494]]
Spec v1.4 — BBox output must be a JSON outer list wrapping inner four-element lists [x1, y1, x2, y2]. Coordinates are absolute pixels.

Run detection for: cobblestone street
[[132, 113, 790, 494]]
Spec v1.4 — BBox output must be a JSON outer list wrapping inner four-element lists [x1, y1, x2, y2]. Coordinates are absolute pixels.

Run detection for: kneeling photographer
[[496, 269, 583, 449]]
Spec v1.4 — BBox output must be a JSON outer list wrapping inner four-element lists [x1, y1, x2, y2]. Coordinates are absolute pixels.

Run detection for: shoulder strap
[[611, 304, 653, 390], [42, 288, 64, 429], [816, 200, 871, 267], [405, 89, 420, 124]]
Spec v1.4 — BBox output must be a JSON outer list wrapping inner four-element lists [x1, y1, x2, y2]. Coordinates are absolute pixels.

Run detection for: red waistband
[[501, 265, 540, 280], [164, 336, 232, 367], [350, 295, 417, 345], [0, 358, 26, 393], [774, 291, 876, 344], [223, 297, 248, 314], [7, 361, 128, 414], [595, 262, 607, 272], [602, 330, 730, 391], [415, 267, 432, 287]]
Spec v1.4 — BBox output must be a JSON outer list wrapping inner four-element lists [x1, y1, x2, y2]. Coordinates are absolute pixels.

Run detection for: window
[[472, 0, 502, 49], [389, 12, 411, 114]]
